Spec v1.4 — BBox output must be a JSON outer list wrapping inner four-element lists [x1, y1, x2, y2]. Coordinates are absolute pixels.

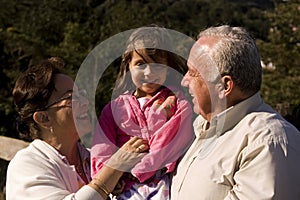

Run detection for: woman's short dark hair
[[13, 57, 64, 141]]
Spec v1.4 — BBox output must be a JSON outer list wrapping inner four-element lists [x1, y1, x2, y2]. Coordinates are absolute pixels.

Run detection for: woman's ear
[[33, 111, 51, 129]]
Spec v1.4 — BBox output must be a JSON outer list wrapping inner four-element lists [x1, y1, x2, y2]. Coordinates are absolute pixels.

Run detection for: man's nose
[[181, 73, 189, 87]]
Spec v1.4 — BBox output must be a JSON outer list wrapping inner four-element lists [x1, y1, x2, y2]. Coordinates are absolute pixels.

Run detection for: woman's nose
[[81, 96, 89, 105], [75, 91, 89, 106]]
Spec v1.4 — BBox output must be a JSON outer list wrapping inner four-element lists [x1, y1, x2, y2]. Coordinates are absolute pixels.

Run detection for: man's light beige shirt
[[171, 92, 300, 199]]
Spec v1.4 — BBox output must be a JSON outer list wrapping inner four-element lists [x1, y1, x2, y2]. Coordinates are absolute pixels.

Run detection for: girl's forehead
[[131, 50, 167, 63]]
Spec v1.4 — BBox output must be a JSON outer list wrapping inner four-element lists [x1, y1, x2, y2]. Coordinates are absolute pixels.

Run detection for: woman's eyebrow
[[59, 89, 73, 96]]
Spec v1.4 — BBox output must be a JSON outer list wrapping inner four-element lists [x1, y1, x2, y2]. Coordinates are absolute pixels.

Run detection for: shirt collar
[[33, 139, 90, 165], [214, 92, 262, 136], [195, 92, 263, 137]]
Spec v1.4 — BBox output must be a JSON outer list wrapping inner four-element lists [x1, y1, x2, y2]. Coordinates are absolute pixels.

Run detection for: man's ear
[[218, 75, 234, 99], [33, 111, 51, 128]]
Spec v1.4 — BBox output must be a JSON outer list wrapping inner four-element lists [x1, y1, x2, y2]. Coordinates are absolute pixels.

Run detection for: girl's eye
[[135, 63, 146, 69], [136, 63, 146, 68]]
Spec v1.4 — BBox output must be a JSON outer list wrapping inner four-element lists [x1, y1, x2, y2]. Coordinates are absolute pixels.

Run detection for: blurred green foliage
[[0, 0, 299, 139]]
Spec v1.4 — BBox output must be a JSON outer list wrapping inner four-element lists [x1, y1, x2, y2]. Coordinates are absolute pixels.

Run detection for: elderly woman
[[6, 57, 148, 200]]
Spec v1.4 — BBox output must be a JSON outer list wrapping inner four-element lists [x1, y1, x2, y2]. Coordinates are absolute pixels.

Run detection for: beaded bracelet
[[91, 178, 110, 196]]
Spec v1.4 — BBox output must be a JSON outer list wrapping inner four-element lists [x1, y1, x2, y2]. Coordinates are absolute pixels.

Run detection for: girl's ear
[[33, 111, 51, 129]]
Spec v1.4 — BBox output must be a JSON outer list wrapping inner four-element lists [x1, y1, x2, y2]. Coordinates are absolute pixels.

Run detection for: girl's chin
[[141, 84, 161, 91]]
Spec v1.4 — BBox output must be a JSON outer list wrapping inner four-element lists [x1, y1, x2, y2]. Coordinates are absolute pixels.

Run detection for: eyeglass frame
[[39, 89, 87, 111]]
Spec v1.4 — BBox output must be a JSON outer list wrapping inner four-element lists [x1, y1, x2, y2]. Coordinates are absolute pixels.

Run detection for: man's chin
[[193, 106, 200, 115]]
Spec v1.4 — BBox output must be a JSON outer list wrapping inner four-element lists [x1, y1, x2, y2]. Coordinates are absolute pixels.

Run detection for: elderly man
[[171, 25, 300, 199]]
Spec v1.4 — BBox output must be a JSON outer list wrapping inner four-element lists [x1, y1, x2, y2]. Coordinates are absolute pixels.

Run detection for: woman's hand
[[106, 137, 149, 172], [120, 136, 149, 153]]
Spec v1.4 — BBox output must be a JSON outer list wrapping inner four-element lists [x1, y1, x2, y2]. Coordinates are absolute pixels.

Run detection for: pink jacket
[[91, 87, 194, 189]]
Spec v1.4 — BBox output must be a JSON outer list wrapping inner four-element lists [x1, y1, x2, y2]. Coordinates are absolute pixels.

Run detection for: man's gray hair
[[198, 25, 262, 95]]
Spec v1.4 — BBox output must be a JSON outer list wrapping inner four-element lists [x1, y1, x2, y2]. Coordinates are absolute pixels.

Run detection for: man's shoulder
[[238, 110, 299, 141], [243, 109, 292, 129]]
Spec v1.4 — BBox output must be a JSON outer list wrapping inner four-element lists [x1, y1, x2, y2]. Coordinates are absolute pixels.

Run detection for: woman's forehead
[[53, 74, 75, 93]]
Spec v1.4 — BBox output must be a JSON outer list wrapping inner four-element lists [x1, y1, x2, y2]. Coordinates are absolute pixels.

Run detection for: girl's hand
[[153, 94, 177, 119]]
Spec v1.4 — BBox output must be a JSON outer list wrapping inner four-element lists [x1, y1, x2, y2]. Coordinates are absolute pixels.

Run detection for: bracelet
[[91, 178, 110, 196]]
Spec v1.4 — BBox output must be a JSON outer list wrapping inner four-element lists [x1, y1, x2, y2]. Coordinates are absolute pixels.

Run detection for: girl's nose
[[143, 64, 153, 75]]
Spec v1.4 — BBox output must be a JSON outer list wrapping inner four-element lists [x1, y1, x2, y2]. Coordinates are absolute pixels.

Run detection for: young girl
[[91, 25, 194, 200]]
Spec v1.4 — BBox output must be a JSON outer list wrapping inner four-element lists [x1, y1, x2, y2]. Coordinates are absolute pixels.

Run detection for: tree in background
[[258, 0, 300, 111], [0, 0, 299, 139]]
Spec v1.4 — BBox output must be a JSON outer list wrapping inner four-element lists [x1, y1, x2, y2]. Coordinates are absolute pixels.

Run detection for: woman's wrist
[[90, 178, 111, 197], [91, 166, 124, 198]]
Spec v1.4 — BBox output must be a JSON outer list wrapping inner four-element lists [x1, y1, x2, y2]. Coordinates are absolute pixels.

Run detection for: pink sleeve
[[91, 103, 117, 178], [131, 92, 194, 182]]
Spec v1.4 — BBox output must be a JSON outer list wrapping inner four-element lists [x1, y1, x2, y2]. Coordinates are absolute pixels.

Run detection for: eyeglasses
[[42, 92, 72, 111], [41, 89, 87, 111]]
